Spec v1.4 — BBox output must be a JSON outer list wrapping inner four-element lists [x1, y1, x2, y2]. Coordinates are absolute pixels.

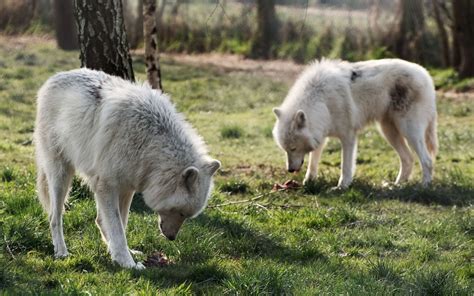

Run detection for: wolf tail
[[425, 115, 438, 161], [37, 166, 51, 215]]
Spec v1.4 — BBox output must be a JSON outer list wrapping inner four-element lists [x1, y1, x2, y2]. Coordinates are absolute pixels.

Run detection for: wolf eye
[[289, 147, 296, 152], [179, 212, 185, 217]]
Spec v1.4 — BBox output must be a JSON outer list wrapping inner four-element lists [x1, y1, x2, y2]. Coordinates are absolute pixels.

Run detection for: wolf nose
[[288, 168, 295, 173], [166, 234, 176, 241]]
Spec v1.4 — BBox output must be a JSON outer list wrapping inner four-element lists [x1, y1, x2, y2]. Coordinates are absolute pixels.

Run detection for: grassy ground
[[0, 37, 473, 295]]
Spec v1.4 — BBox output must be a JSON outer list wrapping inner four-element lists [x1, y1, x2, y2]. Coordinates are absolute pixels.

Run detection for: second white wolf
[[34, 68, 220, 269], [273, 59, 437, 188]]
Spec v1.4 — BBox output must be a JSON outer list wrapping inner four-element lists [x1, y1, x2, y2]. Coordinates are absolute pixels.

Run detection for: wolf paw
[[303, 177, 315, 185], [112, 252, 146, 270], [134, 262, 146, 270], [129, 249, 144, 256], [54, 249, 69, 259], [329, 185, 347, 192]]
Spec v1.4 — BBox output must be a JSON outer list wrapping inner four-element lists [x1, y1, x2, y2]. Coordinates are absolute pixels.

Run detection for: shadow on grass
[[303, 174, 474, 206], [132, 262, 228, 292], [194, 213, 325, 263]]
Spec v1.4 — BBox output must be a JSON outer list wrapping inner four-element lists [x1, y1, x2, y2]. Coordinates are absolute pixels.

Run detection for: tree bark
[[74, 0, 135, 81], [452, 0, 474, 78], [431, 0, 450, 67], [389, 0, 425, 62], [54, 0, 79, 50], [452, 26, 461, 69], [250, 0, 278, 59], [143, 0, 163, 90]]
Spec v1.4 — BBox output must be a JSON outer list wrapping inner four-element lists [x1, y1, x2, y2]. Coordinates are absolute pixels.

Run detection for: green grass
[[0, 38, 473, 295], [430, 68, 474, 92]]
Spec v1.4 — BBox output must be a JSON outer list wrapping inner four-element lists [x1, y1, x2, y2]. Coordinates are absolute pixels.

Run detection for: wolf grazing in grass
[[273, 59, 438, 189], [34, 68, 220, 269]]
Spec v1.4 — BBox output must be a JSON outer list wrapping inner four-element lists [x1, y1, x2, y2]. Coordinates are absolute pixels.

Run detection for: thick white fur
[[34, 68, 220, 269], [273, 59, 437, 188]]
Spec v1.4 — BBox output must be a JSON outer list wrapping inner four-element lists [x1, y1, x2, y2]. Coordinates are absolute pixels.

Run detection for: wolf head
[[272, 108, 321, 173], [143, 159, 221, 240]]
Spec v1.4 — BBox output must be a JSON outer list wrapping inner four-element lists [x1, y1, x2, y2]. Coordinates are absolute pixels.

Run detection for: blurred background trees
[[0, 0, 473, 78], [388, 0, 425, 63]]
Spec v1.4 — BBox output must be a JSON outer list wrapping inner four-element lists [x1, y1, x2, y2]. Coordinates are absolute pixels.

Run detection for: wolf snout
[[288, 159, 304, 173]]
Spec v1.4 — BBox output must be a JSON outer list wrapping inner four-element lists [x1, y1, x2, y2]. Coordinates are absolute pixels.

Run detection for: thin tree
[[156, 0, 167, 25], [452, 0, 474, 78], [389, 0, 425, 62], [431, 0, 450, 67], [74, 0, 135, 81], [54, 0, 79, 50], [250, 0, 278, 59], [143, 0, 163, 90]]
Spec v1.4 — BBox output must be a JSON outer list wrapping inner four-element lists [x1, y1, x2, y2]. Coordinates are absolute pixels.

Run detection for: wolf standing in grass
[[34, 69, 220, 269], [273, 59, 437, 189]]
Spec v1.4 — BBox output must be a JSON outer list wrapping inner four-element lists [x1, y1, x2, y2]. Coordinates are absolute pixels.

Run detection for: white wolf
[[273, 59, 437, 189], [34, 68, 220, 269]]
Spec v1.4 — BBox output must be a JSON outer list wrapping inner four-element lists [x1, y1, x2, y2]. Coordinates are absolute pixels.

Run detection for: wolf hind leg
[[44, 158, 74, 258], [37, 166, 50, 214], [398, 120, 433, 186], [379, 119, 414, 184]]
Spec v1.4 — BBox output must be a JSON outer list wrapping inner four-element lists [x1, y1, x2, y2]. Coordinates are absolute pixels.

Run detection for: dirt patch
[[2, 34, 474, 100], [0, 34, 54, 50], [161, 52, 305, 83], [438, 91, 474, 102]]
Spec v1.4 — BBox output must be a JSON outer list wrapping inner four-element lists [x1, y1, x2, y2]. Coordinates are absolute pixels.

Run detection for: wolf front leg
[[304, 139, 326, 184], [95, 182, 145, 269], [337, 135, 358, 189]]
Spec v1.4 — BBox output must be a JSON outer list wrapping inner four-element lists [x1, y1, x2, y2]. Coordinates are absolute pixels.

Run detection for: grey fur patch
[[89, 82, 104, 103], [389, 80, 413, 112], [351, 70, 361, 82]]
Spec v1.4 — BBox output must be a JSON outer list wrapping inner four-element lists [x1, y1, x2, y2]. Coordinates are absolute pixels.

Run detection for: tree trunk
[[452, 26, 461, 69], [452, 0, 474, 78], [250, 0, 278, 59], [74, 0, 135, 81], [432, 0, 450, 67], [54, 0, 79, 50], [390, 0, 425, 62], [143, 0, 163, 90]]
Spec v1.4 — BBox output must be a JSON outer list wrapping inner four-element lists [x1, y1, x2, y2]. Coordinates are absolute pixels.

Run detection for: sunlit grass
[[0, 38, 473, 294]]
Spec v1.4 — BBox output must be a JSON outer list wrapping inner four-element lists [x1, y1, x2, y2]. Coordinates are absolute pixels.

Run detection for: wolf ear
[[295, 110, 306, 128], [182, 166, 199, 191], [206, 159, 221, 176], [273, 107, 282, 119]]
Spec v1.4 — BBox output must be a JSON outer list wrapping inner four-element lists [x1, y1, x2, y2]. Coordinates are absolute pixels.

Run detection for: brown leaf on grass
[[272, 179, 301, 192], [143, 251, 172, 268]]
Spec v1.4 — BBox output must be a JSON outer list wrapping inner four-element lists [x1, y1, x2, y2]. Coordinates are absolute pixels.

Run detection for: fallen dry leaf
[[143, 251, 172, 268], [272, 179, 301, 192]]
